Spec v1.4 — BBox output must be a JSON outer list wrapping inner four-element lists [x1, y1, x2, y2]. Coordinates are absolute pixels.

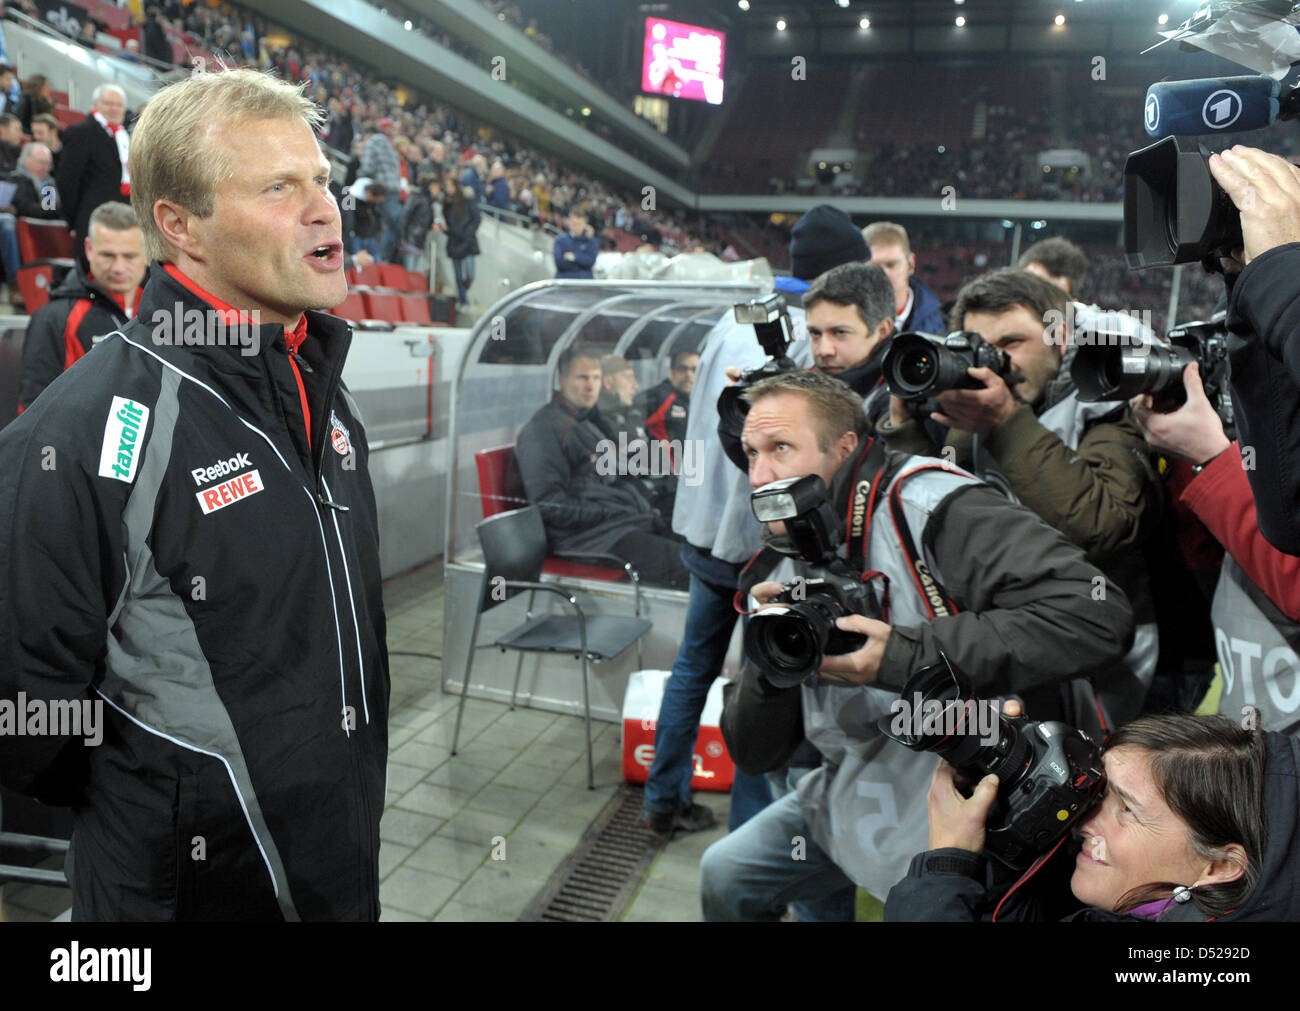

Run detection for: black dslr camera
[[717, 292, 799, 434], [882, 331, 1021, 414], [880, 654, 1105, 869], [1071, 313, 1234, 438], [744, 474, 880, 689], [1124, 136, 1244, 270]]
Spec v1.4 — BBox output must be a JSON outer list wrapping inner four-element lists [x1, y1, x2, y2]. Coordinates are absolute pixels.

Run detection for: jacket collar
[[126, 261, 351, 381]]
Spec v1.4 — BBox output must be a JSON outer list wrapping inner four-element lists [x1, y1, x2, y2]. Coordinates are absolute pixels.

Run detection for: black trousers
[[611, 532, 690, 591]]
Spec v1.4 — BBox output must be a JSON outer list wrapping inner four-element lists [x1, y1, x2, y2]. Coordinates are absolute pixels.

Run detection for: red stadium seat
[[361, 291, 401, 321], [15, 264, 61, 315], [53, 107, 85, 130], [330, 292, 366, 321], [376, 263, 408, 289], [404, 269, 429, 292], [474, 445, 627, 583], [397, 294, 432, 325], [17, 219, 75, 263], [354, 264, 384, 287]]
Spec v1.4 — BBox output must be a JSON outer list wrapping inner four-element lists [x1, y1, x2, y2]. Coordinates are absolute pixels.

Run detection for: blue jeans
[[766, 765, 858, 922], [0, 213, 20, 284], [453, 256, 475, 305], [346, 235, 383, 261], [379, 192, 403, 261], [700, 788, 858, 921], [644, 572, 772, 831]]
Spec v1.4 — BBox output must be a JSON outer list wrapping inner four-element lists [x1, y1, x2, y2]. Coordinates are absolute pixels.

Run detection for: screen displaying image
[[641, 17, 725, 105]]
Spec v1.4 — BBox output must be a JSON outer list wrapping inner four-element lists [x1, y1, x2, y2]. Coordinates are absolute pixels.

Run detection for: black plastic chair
[[0, 794, 70, 889], [450, 506, 651, 789]]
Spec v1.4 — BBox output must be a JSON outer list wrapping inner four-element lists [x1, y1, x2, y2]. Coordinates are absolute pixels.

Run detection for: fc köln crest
[[330, 411, 352, 457]]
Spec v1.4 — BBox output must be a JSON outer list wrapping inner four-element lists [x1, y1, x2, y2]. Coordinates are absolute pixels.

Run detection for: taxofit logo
[[97, 396, 150, 484]]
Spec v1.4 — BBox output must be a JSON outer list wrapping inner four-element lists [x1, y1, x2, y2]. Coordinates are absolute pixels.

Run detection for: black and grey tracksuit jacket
[[0, 263, 389, 921]]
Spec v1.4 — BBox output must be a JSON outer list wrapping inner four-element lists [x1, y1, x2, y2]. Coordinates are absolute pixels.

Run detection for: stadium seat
[[360, 291, 401, 322], [330, 292, 367, 321], [354, 263, 385, 287], [17, 219, 75, 263], [15, 264, 69, 315], [404, 269, 429, 292], [376, 263, 408, 289], [397, 293, 432, 325], [53, 108, 85, 130], [473, 445, 630, 584]]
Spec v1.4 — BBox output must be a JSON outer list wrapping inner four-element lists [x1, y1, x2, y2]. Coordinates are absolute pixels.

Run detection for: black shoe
[[642, 802, 717, 837]]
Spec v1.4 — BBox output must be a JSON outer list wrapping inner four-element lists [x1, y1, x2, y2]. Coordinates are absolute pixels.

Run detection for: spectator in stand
[[358, 117, 401, 260], [444, 178, 480, 305], [6, 141, 60, 219], [57, 84, 131, 268], [486, 158, 509, 216], [0, 64, 18, 117], [342, 178, 387, 261], [76, 19, 99, 50], [0, 113, 21, 174], [323, 97, 353, 152], [396, 172, 442, 274], [462, 153, 487, 203], [515, 344, 690, 590], [14, 74, 52, 135], [554, 209, 598, 279], [17, 201, 144, 413], [862, 220, 945, 334]]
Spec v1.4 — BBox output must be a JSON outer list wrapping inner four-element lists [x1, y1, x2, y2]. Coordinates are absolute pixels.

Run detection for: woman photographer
[[885, 713, 1299, 921]]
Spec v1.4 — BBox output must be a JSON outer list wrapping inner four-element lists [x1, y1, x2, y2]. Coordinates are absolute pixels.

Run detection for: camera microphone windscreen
[[1143, 76, 1280, 138]]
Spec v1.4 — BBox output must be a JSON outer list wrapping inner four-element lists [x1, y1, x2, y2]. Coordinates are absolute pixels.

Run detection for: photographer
[[885, 714, 1298, 922], [1206, 145, 1300, 555], [804, 260, 895, 421], [700, 371, 1134, 919], [1131, 362, 1300, 737], [878, 268, 1162, 728]]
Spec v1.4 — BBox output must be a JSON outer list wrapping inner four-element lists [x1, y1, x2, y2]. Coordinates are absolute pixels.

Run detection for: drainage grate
[[522, 786, 668, 922]]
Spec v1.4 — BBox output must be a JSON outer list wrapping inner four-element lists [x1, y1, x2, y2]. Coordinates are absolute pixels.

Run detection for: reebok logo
[[97, 396, 150, 483], [196, 469, 264, 515], [192, 452, 252, 486]]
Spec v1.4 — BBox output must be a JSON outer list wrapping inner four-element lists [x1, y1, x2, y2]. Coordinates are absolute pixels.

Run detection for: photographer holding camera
[[1206, 145, 1300, 556], [878, 268, 1163, 729], [699, 370, 1134, 919], [885, 713, 1298, 922], [1130, 360, 1300, 738]]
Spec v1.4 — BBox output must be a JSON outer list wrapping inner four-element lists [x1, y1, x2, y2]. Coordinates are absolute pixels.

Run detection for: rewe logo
[[1202, 89, 1243, 130], [97, 396, 149, 483]]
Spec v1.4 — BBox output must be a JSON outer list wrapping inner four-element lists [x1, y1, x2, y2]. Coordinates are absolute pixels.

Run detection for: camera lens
[[745, 600, 836, 688], [898, 350, 936, 391]]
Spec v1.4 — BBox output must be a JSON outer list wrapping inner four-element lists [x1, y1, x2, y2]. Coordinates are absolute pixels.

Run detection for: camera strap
[[883, 464, 963, 620]]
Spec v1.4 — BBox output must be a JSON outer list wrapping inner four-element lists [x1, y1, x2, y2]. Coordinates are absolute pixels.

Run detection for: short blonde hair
[[862, 220, 911, 256], [742, 370, 867, 451], [130, 68, 325, 262]]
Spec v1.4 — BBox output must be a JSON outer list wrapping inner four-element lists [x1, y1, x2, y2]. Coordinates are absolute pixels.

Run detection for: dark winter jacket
[[903, 275, 944, 335], [514, 393, 663, 555], [0, 263, 389, 921], [17, 261, 137, 412], [488, 177, 510, 210], [6, 166, 62, 220], [397, 189, 435, 248], [56, 115, 129, 247], [639, 377, 689, 448], [1225, 243, 1300, 555], [445, 197, 480, 260], [884, 730, 1300, 922], [553, 232, 599, 279]]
